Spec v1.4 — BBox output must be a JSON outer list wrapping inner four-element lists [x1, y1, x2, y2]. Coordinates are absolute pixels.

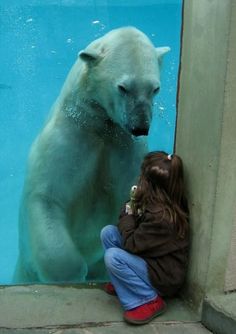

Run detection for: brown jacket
[[118, 204, 189, 297]]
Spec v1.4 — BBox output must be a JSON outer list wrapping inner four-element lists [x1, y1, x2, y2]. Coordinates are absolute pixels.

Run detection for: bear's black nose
[[131, 127, 149, 136]]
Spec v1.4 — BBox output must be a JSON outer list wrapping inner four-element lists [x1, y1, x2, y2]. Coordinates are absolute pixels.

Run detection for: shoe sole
[[123, 303, 167, 325]]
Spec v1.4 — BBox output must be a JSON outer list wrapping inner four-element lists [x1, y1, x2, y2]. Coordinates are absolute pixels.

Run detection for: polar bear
[[14, 27, 170, 283]]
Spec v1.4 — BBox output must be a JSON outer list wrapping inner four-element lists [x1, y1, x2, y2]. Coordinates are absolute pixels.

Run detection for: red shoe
[[104, 282, 117, 296], [124, 296, 166, 325]]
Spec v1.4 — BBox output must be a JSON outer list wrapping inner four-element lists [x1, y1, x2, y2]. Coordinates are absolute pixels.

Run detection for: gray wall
[[175, 0, 236, 308]]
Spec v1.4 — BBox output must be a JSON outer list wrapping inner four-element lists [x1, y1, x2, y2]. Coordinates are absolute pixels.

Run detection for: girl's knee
[[100, 224, 118, 243], [104, 247, 123, 269]]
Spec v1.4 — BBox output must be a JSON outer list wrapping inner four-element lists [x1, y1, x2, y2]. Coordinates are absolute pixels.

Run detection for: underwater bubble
[[51, 50, 56, 54], [157, 105, 165, 119], [31, 45, 36, 49], [66, 38, 73, 44], [26, 18, 33, 23], [92, 20, 106, 35]]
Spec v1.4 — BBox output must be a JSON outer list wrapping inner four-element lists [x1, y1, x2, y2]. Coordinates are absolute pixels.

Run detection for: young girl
[[100, 151, 189, 325]]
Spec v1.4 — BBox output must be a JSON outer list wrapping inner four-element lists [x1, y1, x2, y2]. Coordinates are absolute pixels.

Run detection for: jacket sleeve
[[117, 210, 175, 257]]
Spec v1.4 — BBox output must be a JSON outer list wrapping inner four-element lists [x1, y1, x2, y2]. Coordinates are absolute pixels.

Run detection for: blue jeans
[[100, 225, 158, 310]]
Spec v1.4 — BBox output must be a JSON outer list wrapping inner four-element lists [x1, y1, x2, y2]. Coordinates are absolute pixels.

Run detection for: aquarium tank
[[0, 0, 182, 284]]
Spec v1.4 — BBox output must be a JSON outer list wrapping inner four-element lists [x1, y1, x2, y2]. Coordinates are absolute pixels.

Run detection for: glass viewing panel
[[0, 0, 183, 284]]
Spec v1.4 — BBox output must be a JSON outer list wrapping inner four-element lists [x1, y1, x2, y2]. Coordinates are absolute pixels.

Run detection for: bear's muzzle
[[131, 127, 149, 136]]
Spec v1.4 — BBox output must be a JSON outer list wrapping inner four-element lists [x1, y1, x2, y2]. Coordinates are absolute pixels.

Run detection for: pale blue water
[[0, 0, 182, 284]]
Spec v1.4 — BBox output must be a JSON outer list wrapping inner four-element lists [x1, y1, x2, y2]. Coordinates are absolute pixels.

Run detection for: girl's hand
[[125, 202, 133, 215]]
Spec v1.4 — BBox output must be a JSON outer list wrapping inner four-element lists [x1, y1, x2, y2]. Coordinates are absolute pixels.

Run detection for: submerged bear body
[[14, 27, 169, 283]]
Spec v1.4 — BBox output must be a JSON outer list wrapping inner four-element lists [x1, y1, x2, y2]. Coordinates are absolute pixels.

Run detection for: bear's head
[[79, 27, 170, 137]]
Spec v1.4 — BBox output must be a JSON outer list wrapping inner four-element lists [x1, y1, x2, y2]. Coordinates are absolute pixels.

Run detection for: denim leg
[[104, 247, 158, 310], [100, 225, 123, 250]]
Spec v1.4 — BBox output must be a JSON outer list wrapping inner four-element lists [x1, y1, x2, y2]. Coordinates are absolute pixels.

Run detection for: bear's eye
[[153, 87, 160, 95], [118, 84, 128, 95]]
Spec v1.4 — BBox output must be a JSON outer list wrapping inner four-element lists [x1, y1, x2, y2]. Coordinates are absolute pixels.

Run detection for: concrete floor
[[0, 285, 212, 333], [0, 323, 211, 334]]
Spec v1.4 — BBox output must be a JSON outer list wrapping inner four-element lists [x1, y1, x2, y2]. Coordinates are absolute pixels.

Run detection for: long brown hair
[[133, 151, 189, 238]]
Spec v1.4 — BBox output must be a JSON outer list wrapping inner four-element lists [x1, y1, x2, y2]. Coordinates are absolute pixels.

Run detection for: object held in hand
[[130, 185, 138, 201], [125, 185, 138, 215]]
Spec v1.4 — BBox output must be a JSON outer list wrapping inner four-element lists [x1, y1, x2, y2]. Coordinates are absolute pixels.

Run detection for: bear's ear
[[79, 50, 101, 63], [156, 46, 171, 60]]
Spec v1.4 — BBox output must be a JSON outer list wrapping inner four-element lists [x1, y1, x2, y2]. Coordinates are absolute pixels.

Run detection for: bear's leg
[[86, 257, 108, 281], [13, 256, 39, 283], [21, 197, 88, 283]]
